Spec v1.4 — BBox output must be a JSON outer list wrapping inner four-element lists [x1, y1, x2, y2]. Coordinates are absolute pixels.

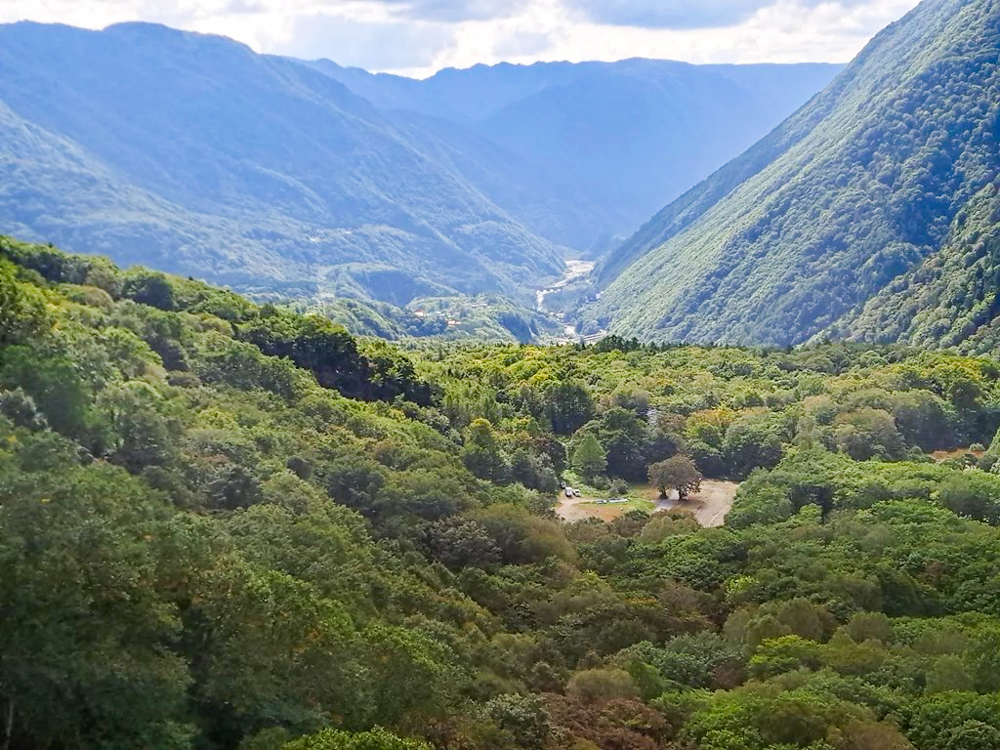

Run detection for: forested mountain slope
[[379, 107, 618, 259], [8, 237, 1000, 748], [0, 22, 563, 304], [308, 58, 843, 244], [593, 0, 1000, 347], [0, 21, 839, 303], [836, 176, 1000, 352]]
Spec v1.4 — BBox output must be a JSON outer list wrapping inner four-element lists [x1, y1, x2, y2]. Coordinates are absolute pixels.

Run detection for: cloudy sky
[[3, 0, 921, 77]]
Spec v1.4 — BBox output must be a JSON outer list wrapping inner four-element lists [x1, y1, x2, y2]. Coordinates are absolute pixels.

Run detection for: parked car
[[564, 488, 574, 497], [573, 489, 582, 497]]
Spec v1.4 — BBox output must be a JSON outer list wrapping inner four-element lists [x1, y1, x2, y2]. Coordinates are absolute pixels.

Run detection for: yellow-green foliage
[[6, 241, 1000, 750]]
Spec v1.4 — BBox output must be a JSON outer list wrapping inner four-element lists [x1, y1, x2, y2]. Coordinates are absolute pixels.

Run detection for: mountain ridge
[[0, 20, 841, 310], [307, 56, 844, 239], [0, 20, 564, 304], [590, 0, 1000, 348]]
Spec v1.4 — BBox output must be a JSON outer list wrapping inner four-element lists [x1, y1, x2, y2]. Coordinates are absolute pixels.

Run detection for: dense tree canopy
[[4, 241, 1000, 750]]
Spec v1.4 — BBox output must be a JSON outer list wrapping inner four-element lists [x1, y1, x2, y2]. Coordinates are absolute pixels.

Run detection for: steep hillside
[[475, 60, 844, 233], [308, 58, 843, 244], [0, 98, 296, 283], [0, 22, 563, 304], [836, 177, 1000, 352], [593, 0, 1000, 347], [383, 108, 620, 254]]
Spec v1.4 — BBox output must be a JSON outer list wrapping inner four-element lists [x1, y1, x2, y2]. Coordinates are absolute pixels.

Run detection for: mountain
[[836, 177, 1000, 353], [0, 22, 564, 305], [306, 58, 844, 243], [592, 0, 1000, 347], [0, 21, 840, 308], [375, 107, 619, 261]]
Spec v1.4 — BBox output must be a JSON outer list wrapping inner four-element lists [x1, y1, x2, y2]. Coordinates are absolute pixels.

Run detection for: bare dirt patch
[[652, 480, 740, 528], [554, 480, 738, 526], [930, 447, 984, 462]]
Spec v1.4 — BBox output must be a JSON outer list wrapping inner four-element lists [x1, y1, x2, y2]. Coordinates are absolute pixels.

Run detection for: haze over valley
[[0, 21, 841, 322], [4, 2, 1000, 750]]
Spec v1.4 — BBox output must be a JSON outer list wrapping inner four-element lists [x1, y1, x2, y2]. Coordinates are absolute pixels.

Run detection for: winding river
[[536, 259, 596, 312]]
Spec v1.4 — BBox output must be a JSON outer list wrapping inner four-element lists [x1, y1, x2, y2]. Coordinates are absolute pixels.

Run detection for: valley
[[535, 259, 596, 312], [0, 21, 838, 319], [4, 0, 1000, 749], [535, 258, 598, 341]]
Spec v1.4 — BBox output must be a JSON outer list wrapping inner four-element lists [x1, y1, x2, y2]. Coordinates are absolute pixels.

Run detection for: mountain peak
[[101, 20, 257, 54]]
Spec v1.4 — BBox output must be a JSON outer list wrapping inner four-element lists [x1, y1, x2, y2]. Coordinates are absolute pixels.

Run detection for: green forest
[[590, 0, 1000, 349], [5, 237, 1000, 750]]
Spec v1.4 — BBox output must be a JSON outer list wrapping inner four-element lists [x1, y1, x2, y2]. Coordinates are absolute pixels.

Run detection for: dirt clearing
[[554, 480, 739, 527], [555, 493, 645, 522], [654, 480, 740, 527]]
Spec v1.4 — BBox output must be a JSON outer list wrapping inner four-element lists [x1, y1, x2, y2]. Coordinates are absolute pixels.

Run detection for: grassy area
[[559, 472, 657, 515], [626, 482, 662, 503]]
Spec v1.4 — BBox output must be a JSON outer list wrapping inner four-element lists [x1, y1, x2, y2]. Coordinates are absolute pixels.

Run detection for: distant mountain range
[[0, 21, 839, 305], [0, 22, 565, 306], [304, 58, 844, 246], [591, 0, 1000, 350]]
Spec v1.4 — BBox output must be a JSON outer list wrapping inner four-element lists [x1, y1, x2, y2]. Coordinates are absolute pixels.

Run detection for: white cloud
[[0, 0, 923, 76], [273, 12, 455, 69]]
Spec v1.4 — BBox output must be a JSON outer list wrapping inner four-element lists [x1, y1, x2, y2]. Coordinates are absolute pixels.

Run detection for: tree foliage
[[648, 455, 702, 499], [3, 242, 1000, 749]]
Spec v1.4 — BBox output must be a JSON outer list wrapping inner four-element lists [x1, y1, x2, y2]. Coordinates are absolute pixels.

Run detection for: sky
[[2, 0, 922, 77]]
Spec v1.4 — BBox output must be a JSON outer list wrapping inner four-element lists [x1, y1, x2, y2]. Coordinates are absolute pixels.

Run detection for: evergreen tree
[[572, 433, 607, 479]]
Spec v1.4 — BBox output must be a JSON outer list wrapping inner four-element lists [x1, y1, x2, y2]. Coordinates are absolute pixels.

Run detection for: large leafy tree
[[648, 455, 702, 500], [462, 418, 508, 483], [543, 380, 595, 435], [0, 259, 46, 345], [587, 408, 649, 481]]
